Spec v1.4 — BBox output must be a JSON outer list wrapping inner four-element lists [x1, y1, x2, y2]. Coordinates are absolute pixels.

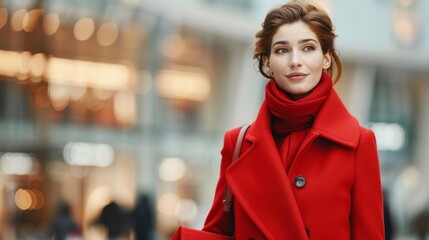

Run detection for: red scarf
[[265, 73, 332, 135]]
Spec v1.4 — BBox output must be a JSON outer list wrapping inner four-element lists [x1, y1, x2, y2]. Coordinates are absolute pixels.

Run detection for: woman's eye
[[274, 48, 288, 54], [303, 45, 315, 52]]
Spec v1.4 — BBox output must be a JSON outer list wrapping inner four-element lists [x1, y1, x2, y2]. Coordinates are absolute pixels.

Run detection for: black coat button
[[294, 176, 306, 188]]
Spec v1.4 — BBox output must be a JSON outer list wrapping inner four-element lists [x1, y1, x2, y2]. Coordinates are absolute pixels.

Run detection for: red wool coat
[[202, 90, 384, 239]]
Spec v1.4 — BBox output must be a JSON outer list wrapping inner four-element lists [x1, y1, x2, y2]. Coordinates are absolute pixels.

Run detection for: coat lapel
[[290, 90, 361, 173], [226, 102, 309, 240]]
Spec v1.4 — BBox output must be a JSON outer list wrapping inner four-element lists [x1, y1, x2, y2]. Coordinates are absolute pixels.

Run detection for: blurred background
[[0, 0, 428, 239]]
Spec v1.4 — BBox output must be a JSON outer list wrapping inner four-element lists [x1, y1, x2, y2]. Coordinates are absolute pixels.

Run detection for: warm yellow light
[[23, 9, 43, 32], [158, 193, 180, 215], [400, 166, 420, 190], [69, 86, 87, 101], [31, 188, 45, 210], [114, 91, 136, 128], [158, 158, 187, 182], [14, 188, 45, 211], [96, 63, 131, 90], [43, 13, 60, 36], [0, 51, 134, 92], [10, 9, 26, 32], [0, 50, 19, 77], [156, 66, 211, 102], [97, 22, 119, 46], [48, 83, 70, 111], [92, 89, 114, 101], [74, 17, 95, 41], [16, 51, 31, 80], [0, 50, 47, 80], [86, 185, 114, 225], [30, 53, 47, 81], [0, 8, 8, 30], [46, 57, 132, 91], [392, 8, 419, 47], [15, 189, 32, 210], [27, 189, 38, 210], [395, 18, 416, 46]]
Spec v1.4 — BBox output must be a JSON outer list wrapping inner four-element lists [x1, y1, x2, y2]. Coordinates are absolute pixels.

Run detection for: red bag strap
[[222, 124, 250, 212]]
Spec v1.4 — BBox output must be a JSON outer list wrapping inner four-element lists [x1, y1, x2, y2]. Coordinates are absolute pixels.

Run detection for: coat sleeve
[[351, 128, 385, 239], [201, 127, 241, 236]]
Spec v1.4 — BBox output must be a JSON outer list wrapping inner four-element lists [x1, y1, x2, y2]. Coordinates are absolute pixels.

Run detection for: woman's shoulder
[[221, 124, 251, 155], [223, 124, 250, 143], [359, 124, 376, 136]]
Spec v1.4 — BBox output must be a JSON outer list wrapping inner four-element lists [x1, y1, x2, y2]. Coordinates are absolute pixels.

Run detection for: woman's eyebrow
[[299, 38, 318, 44], [272, 38, 318, 48], [272, 40, 288, 48]]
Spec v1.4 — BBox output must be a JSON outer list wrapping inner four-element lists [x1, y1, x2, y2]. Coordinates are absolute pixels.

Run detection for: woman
[[201, 1, 384, 239]]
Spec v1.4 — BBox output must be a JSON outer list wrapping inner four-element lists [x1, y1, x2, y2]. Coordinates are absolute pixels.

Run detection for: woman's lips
[[286, 72, 308, 81]]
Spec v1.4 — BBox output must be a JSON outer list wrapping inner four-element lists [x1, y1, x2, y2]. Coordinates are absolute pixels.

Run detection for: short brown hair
[[254, 0, 342, 84]]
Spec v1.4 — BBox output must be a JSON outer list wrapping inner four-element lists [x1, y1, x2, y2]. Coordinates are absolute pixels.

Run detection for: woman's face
[[266, 21, 331, 99]]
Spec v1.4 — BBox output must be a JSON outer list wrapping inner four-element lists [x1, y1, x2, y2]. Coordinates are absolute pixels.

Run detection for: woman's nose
[[289, 52, 303, 68]]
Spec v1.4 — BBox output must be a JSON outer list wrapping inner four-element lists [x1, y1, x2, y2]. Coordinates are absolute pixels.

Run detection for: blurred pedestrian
[[92, 201, 132, 240], [50, 200, 81, 240], [383, 190, 395, 240], [131, 194, 155, 240], [174, 0, 384, 239], [412, 209, 429, 240]]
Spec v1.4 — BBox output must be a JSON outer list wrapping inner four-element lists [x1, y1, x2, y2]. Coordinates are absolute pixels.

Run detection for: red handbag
[[172, 226, 234, 240], [171, 125, 250, 240]]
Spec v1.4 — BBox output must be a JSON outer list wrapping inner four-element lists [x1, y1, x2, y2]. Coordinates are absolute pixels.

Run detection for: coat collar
[[247, 89, 360, 149], [311, 89, 360, 148], [225, 89, 360, 239]]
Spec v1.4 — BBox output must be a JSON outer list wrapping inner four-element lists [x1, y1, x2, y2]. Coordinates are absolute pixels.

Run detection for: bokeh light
[[157, 193, 180, 215], [0, 8, 8, 29], [43, 13, 60, 36], [10, 9, 27, 32], [74, 17, 95, 41], [14, 188, 45, 211], [158, 158, 187, 182], [96, 22, 119, 46], [23, 9, 43, 32]]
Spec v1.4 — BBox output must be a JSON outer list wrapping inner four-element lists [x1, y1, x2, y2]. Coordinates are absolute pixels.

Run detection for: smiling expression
[[265, 21, 331, 99]]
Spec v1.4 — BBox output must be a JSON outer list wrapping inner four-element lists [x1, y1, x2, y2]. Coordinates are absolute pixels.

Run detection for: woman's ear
[[263, 56, 271, 75], [323, 52, 332, 70]]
